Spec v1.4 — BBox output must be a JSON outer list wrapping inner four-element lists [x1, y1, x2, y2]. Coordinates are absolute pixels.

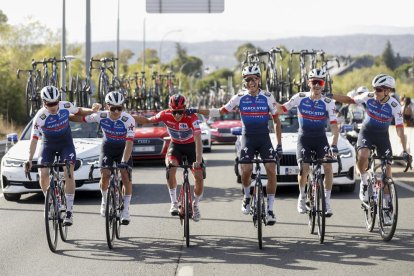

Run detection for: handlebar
[[88, 163, 131, 181], [372, 154, 413, 172], [25, 160, 71, 181]]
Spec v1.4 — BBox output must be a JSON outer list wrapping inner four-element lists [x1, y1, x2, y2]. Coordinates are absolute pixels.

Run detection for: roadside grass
[[0, 116, 25, 140]]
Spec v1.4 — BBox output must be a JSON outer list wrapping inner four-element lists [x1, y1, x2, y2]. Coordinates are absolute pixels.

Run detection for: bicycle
[[89, 162, 129, 249], [16, 66, 42, 118], [362, 148, 412, 241], [167, 157, 204, 247], [25, 155, 71, 252], [239, 153, 279, 249], [303, 151, 341, 244]]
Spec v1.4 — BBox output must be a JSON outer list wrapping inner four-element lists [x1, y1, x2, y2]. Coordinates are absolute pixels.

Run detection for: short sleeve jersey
[[223, 89, 278, 135], [283, 92, 337, 136], [353, 92, 403, 131], [83, 111, 135, 145], [149, 110, 201, 144], [31, 101, 79, 142]]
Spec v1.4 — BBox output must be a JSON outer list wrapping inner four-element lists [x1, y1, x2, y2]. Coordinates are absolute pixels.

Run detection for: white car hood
[[3, 138, 102, 161]]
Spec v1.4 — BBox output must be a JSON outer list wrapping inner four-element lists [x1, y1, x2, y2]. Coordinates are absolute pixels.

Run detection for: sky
[[1, 0, 414, 44]]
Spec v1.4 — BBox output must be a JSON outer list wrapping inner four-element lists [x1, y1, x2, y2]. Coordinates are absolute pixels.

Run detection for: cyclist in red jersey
[[133, 95, 204, 221]]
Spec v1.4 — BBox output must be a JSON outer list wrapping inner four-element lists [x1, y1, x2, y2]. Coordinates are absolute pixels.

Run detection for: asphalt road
[[1, 144, 414, 275]]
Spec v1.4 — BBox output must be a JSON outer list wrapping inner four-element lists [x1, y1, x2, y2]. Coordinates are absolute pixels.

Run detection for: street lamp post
[[159, 29, 182, 69]]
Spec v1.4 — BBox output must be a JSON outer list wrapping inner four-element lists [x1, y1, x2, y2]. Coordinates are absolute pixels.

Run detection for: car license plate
[[281, 167, 299, 175], [134, 146, 155, 152]]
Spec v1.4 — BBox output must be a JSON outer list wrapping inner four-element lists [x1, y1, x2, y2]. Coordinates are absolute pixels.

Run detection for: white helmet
[[242, 65, 261, 77], [105, 91, 124, 105], [356, 86, 369, 94], [371, 74, 395, 88], [41, 86, 60, 102], [308, 68, 326, 79]]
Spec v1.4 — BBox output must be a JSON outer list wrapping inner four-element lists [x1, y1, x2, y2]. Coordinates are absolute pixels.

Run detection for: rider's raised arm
[[332, 94, 354, 105], [122, 115, 135, 162], [327, 98, 339, 147], [391, 98, 408, 152]]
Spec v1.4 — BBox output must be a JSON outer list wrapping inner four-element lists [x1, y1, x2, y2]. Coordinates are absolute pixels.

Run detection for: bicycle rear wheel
[[256, 185, 263, 249], [364, 180, 376, 232], [58, 184, 68, 242], [307, 182, 316, 234], [316, 179, 326, 243], [184, 183, 190, 247], [105, 187, 116, 249], [45, 187, 59, 252], [378, 179, 398, 241]]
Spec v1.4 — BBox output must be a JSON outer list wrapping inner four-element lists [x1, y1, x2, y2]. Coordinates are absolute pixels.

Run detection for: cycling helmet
[[169, 94, 186, 110], [242, 65, 261, 77], [308, 68, 326, 79], [41, 86, 60, 102], [105, 91, 125, 105], [371, 74, 395, 88], [356, 86, 369, 94]]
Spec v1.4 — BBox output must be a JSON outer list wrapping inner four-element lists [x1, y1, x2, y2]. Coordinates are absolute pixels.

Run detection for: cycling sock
[[169, 188, 177, 203], [66, 194, 74, 212], [193, 194, 201, 205], [299, 186, 306, 198], [267, 194, 275, 211], [325, 189, 331, 203], [360, 173, 368, 186], [123, 195, 131, 210], [244, 187, 251, 198], [101, 189, 107, 203]]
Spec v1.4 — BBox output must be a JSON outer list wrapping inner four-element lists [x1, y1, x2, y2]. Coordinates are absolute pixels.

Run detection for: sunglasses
[[172, 110, 184, 116], [245, 77, 259, 82], [310, 79, 325, 86], [45, 101, 59, 107], [374, 87, 387, 93], [109, 106, 123, 112]]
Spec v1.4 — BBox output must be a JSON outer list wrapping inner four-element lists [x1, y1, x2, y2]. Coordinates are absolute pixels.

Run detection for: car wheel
[[340, 182, 356, 193], [3, 193, 21, 201]]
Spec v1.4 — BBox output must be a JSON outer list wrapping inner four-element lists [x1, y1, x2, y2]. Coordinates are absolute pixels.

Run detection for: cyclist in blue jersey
[[330, 74, 410, 204], [194, 65, 282, 225], [73, 91, 135, 224], [282, 68, 339, 217], [26, 86, 100, 226]]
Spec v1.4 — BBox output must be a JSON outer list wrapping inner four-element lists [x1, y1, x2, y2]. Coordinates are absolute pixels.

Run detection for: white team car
[[197, 114, 212, 152], [232, 110, 357, 192], [1, 120, 102, 201]]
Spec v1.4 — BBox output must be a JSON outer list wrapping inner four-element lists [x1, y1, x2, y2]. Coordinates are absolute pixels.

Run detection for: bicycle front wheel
[[378, 179, 398, 241], [316, 179, 326, 244], [256, 184, 263, 249], [58, 184, 68, 242], [184, 183, 190, 247], [45, 187, 59, 252], [105, 187, 116, 249], [364, 180, 376, 232]]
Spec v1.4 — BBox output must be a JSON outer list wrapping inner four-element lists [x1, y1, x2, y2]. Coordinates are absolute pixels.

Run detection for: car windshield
[[21, 121, 102, 140], [209, 111, 241, 122], [269, 109, 300, 133]]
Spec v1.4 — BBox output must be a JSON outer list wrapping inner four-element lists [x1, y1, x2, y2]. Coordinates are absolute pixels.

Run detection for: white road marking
[[394, 180, 414, 193]]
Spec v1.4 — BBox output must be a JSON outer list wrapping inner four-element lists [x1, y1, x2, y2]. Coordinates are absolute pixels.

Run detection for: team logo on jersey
[[368, 92, 374, 97], [299, 92, 306, 97], [121, 116, 128, 122], [391, 101, 397, 108], [179, 123, 188, 129], [64, 103, 71, 108], [40, 114, 46, 120], [100, 113, 108, 118], [324, 97, 331, 103]]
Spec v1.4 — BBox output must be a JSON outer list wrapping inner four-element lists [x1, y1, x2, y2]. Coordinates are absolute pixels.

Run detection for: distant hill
[[90, 34, 414, 70]]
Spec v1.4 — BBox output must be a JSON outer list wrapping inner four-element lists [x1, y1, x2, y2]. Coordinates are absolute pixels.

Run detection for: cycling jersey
[[352, 92, 403, 132], [223, 89, 278, 135], [149, 110, 201, 144], [83, 111, 135, 146], [31, 101, 79, 143], [282, 92, 337, 136]]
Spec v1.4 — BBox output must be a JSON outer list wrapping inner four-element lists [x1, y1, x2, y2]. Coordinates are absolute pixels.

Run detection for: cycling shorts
[[239, 134, 276, 162], [357, 128, 392, 157], [99, 143, 133, 168], [39, 140, 76, 165], [167, 142, 197, 165], [296, 134, 330, 163]]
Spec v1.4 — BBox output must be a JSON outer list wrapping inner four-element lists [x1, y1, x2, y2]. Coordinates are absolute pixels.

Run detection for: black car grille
[[133, 138, 165, 155], [217, 128, 230, 134], [30, 160, 81, 172], [279, 154, 297, 166]]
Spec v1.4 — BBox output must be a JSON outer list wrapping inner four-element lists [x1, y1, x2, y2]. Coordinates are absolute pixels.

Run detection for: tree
[[234, 43, 258, 65], [119, 49, 134, 73], [382, 40, 397, 70]]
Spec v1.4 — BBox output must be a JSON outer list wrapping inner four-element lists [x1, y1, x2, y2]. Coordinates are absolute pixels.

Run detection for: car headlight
[[339, 149, 353, 159], [81, 156, 100, 165], [3, 158, 25, 167]]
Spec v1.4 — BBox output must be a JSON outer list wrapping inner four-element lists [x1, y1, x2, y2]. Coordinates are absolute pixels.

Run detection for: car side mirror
[[231, 127, 242, 136]]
